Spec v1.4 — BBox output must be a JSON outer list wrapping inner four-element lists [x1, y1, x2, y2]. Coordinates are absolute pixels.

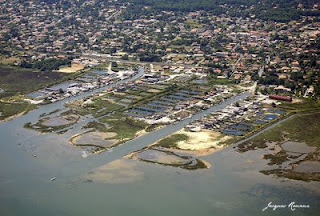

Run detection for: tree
[[111, 61, 118, 68], [121, 55, 129, 60]]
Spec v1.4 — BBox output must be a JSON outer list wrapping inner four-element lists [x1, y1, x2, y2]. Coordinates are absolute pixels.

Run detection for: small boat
[[50, 177, 56, 181], [82, 151, 89, 158]]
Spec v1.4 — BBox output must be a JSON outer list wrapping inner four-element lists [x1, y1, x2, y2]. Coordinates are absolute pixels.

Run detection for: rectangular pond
[[223, 128, 245, 136]]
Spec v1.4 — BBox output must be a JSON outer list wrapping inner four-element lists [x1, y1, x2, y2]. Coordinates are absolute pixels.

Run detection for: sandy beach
[[175, 128, 231, 151], [59, 64, 85, 73]]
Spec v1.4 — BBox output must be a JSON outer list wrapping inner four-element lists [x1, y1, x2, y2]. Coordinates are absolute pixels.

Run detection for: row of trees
[[120, 0, 319, 22], [21, 58, 71, 71]]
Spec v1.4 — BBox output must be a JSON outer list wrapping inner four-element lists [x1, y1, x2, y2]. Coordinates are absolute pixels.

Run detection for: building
[[269, 94, 292, 102]]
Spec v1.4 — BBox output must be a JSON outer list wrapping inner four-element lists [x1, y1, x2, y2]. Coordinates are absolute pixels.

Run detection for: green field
[[66, 97, 125, 118], [100, 116, 148, 140], [239, 101, 320, 181], [156, 134, 189, 148], [82, 99, 124, 117], [0, 65, 76, 98], [82, 121, 108, 132], [279, 99, 320, 112], [145, 123, 163, 132], [239, 111, 320, 150], [24, 114, 79, 133], [0, 101, 36, 121]]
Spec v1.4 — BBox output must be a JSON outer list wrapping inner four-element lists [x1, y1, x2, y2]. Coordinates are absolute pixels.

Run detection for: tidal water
[[0, 71, 319, 215]]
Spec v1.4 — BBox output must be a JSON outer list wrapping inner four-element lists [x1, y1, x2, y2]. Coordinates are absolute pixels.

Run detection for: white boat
[[50, 177, 56, 181], [81, 151, 89, 158]]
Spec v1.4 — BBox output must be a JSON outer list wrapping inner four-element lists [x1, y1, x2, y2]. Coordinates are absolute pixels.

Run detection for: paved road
[[82, 53, 199, 69]]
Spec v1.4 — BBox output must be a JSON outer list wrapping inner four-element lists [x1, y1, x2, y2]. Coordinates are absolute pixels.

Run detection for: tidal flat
[[0, 93, 319, 216]]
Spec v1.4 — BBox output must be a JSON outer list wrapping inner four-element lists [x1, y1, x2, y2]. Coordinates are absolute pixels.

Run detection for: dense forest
[[119, 0, 320, 22], [20, 58, 71, 72], [33, 0, 320, 22]]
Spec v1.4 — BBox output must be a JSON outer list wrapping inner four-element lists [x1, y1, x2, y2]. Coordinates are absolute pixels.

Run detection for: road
[[251, 65, 264, 94], [231, 42, 240, 52], [82, 53, 199, 69], [230, 54, 243, 76], [108, 62, 112, 73], [231, 114, 295, 148], [258, 65, 264, 78]]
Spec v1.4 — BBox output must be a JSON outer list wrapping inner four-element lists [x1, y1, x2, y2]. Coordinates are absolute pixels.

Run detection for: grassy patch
[[182, 159, 208, 170], [279, 99, 320, 112], [100, 116, 148, 140], [24, 121, 73, 133], [145, 123, 163, 132], [67, 98, 124, 117], [156, 134, 189, 148], [0, 101, 36, 120], [239, 111, 320, 151], [260, 169, 320, 182], [207, 77, 236, 86], [24, 114, 79, 133], [263, 150, 289, 165], [185, 19, 204, 28], [88, 98, 124, 117], [0, 65, 78, 98], [39, 109, 61, 118], [82, 121, 108, 132], [136, 149, 209, 170], [304, 151, 320, 162]]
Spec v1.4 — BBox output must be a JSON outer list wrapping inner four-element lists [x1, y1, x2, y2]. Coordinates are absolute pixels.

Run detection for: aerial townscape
[[0, 0, 319, 215]]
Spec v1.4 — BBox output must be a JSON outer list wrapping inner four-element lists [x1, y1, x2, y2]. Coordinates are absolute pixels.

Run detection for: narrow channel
[[90, 91, 251, 163], [0, 70, 250, 178]]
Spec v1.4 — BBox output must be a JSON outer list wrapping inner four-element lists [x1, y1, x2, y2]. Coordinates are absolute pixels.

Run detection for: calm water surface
[[0, 77, 319, 215]]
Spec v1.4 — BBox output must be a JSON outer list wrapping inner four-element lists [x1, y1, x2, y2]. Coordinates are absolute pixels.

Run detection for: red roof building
[[269, 94, 292, 102]]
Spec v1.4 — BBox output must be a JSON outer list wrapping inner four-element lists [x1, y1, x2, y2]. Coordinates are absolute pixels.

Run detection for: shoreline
[[0, 110, 28, 123]]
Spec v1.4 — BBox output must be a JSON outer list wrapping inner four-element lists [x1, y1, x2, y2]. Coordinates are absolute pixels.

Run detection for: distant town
[[1, 1, 319, 98]]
